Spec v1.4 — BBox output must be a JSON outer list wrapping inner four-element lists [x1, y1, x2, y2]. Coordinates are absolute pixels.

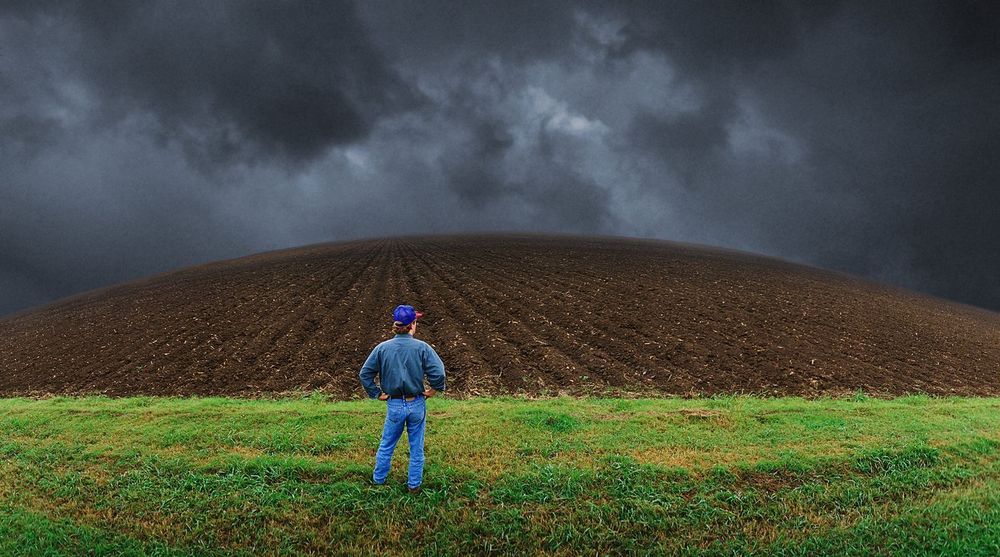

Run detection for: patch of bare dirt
[[1, 234, 999, 398]]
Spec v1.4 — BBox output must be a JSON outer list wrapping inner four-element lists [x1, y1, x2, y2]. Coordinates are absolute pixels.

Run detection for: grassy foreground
[[1, 395, 999, 556]]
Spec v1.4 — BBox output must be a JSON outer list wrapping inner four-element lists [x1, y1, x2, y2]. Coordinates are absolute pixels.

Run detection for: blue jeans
[[372, 395, 426, 489]]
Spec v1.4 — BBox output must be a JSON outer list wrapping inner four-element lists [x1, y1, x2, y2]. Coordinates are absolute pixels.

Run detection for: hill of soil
[[2, 234, 999, 398]]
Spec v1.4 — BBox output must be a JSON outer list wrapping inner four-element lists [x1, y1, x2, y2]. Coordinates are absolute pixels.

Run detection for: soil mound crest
[[2, 234, 998, 397]]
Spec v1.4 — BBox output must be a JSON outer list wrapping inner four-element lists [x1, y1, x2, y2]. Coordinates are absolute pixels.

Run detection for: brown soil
[[1, 234, 999, 398]]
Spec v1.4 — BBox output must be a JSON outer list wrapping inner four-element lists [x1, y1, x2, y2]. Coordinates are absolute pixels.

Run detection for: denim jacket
[[359, 334, 446, 399]]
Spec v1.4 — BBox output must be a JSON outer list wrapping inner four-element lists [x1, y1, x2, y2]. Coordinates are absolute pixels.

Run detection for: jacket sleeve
[[422, 343, 446, 392], [358, 345, 382, 399]]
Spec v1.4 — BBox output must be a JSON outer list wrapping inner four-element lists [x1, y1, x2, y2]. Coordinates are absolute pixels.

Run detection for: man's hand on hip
[[423, 388, 436, 398], [378, 392, 389, 401]]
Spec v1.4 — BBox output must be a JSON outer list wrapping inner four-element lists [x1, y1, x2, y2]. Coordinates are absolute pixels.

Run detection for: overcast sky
[[1, 1, 999, 316]]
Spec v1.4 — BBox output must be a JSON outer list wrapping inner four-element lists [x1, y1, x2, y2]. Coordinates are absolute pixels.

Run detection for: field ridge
[[1, 234, 999, 398]]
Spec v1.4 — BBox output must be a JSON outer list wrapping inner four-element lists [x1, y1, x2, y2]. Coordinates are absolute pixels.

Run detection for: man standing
[[359, 304, 446, 493]]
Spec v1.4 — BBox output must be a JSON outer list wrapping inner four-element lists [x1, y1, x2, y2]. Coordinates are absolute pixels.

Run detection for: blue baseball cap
[[392, 304, 424, 325]]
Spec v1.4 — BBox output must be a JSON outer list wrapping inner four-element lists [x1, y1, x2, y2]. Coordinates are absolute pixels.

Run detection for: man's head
[[391, 304, 424, 335]]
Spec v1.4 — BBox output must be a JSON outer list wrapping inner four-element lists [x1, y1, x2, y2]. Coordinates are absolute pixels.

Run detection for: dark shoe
[[407, 486, 422, 494]]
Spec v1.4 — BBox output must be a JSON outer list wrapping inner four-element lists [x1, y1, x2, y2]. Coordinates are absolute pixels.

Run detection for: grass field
[[1, 394, 999, 556]]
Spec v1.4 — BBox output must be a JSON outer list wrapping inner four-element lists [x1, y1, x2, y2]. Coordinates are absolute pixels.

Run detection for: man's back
[[360, 304, 445, 493], [359, 334, 446, 399]]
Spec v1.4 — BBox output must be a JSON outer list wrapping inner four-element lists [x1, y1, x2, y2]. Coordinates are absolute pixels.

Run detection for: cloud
[[5, 0, 416, 167], [1, 1, 999, 316]]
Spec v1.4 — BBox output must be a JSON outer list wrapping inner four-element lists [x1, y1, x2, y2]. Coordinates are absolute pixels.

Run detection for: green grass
[[1, 394, 999, 556]]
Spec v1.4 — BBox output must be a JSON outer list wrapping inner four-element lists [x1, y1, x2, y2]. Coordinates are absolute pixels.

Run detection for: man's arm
[[358, 346, 384, 399], [422, 344, 446, 396]]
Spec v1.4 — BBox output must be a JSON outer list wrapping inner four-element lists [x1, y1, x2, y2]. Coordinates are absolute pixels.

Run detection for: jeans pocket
[[387, 405, 404, 423]]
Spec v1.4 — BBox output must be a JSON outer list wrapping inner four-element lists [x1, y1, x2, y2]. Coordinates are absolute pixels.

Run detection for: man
[[359, 304, 446, 493]]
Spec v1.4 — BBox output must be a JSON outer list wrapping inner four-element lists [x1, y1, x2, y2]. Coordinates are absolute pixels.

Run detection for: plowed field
[[2, 234, 999, 398]]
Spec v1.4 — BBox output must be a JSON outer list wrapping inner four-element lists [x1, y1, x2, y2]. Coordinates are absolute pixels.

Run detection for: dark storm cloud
[[359, 1, 581, 66], [596, 1, 1000, 309], [1, 0, 1000, 316], [723, 2, 1000, 308], [5, 0, 414, 166], [628, 99, 736, 188], [611, 1, 839, 70], [436, 86, 617, 233]]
